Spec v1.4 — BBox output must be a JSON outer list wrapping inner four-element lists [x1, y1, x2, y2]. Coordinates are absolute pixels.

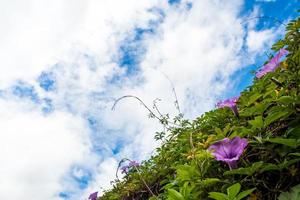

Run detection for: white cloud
[[246, 28, 279, 53], [0, 99, 92, 200], [0, 0, 162, 88], [140, 0, 245, 118], [244, 6, 286, 61], [0, 0, 288, 199], [0, 0, 87, 88], [80, 157, 118, 198]]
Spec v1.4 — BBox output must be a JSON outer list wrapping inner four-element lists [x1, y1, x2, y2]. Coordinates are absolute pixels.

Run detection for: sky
[[0, 0, 298, 199]]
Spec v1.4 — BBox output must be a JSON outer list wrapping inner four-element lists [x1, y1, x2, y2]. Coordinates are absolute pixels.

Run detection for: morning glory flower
[[256, 48, 289, 78], [88, 191, 98, 200], [208, 137, 248, 170], [120, 165, 129, 174], [129, 160, 140, 167], [216, 96, 239, 117], [120, 160, 140, 174], [121, 160, 140, 174]]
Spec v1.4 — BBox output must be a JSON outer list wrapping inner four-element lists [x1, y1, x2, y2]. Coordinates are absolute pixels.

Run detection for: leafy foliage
[[97, 14, 300, 200], [278, 184, 300, 200], [208, 183, 255, 200]]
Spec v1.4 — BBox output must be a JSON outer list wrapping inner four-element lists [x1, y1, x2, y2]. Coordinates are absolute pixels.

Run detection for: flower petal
[[256, 48, 288, 78], [208, 138, 231, 160], [209, 137, 248, 169], [229, 137, 248, 158]]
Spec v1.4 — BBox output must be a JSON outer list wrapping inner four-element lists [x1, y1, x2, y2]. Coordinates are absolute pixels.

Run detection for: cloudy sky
[[0, 0, 298, 199]]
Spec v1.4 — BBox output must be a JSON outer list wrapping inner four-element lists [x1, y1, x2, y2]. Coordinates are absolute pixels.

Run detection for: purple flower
[[256, 48, 289, 78], [120, 166, 129, 174], [88, 191, 98, 200], [120, 160, 139, 174], [208, 137, 248, 170], [129, 160, 140, 167], [120, 160, 140, 174], [216, 96, 239, 117]]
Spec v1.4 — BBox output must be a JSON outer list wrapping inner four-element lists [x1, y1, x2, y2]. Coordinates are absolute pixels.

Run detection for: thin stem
[[160, 71, 182, 114], [112, 95, 160, 120], [227, 161, 237, 170], [270, 77, 283, 87], [241, 16, 286, 27], [151, 68, 182, 115], [231, 106, 239, 118], [153, 98, 164, 118], [115, 158, 127, 181], [112, 95, 180, 127], [189, 131, 195, 150]]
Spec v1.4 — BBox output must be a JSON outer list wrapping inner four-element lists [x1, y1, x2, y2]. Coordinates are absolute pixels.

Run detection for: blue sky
[[0, 0, 298, 199], [232, 0, 299, 95]]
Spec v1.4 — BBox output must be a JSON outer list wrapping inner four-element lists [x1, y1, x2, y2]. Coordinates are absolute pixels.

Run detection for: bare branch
[[153, 98, 164, 118], [112, 95, 162, 121], [241, 16, 286, 27], [159, 70, 182, 114], [111, 95, 180, 127]]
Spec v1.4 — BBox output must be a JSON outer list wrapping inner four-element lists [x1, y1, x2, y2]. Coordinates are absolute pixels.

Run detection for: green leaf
[[224, 162, 264, 176], [289, 153, 300, 157], [176, 165, 198, 181], [278, 158, 300, 169], [266, 138, 300, 148], [149, 197, 159, 200], [240, 103, 270, 117], [260, 158, 300, 172], [248, 116, 264, 129], [227, 183, 241, 199], [272, 39, 286, 51], [276, 96, 295, 104], [167, 189, 185, 200], [247, 93, 262, 106], [236, 188, 256, 200], [260, 163, 279, 172], [264, 108, 293, 126], [278, 184, 300, 200], [180, 182, 194, 198], [200, 178, 220, 187], [287, 126, 300, 138], [223, 124, 231, 135], [208, 192, 228, 200], [215, 127, 223, 136]]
